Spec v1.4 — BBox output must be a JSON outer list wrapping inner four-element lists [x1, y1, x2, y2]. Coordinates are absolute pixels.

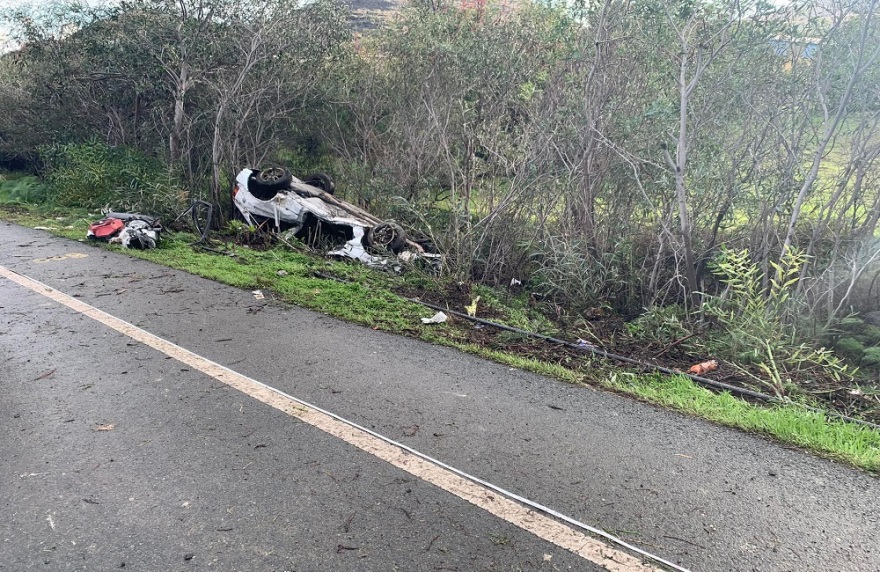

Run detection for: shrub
[[39, 141, 186, 217], [834, 337, 866, 361], [702, 248, 855, 398], [529, 236, 629, 316], [859, 325, 880, 345], [0, 174, 50, 204], [862, 347, 880, 367], [626, 305, 692, 347]]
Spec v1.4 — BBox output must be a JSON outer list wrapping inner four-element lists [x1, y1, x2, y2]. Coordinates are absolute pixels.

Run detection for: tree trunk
[[667, 52, 699, 309], [169, 60, 189, 167]]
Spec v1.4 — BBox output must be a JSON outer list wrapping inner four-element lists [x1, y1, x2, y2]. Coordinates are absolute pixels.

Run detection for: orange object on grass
[[688, 360, 718, 375]]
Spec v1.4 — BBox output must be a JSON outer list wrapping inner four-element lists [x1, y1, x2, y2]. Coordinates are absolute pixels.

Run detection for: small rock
[[768, 470, 777, 477], [184, 553, 194, 561], [277, 270, 288, 276]]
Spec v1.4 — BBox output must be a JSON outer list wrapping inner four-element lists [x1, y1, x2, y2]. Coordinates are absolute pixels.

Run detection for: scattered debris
[[425, 534, 441, 552], [110, 220, 159, 249], [465, 296, 480, 317], [87, 212, 162, 249], [688, 360, 718, 375], [342, 513, 356, 533], [32, 369, 56, 381], [276, 270, 289, 276], [92, 424, 115, 432], [252, 290, 265, 300], [421, 311, 448, 324]]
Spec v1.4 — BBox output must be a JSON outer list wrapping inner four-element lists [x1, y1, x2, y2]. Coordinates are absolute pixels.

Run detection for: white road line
[[1, 264, 670, 572]]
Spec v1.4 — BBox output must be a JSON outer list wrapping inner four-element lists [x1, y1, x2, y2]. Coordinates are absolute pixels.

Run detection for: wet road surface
[[2, 222, 878, 571]]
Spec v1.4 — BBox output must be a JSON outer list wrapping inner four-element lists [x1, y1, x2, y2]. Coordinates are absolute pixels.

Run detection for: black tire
[[251, 166, 292, 197], [365, 221, 406, 254], [303, 173, 335, 195]]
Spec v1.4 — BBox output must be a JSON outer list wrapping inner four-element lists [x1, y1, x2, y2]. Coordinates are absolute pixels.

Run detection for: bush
[[702, 248, 855, 397], [836, 337, 866, 361], [39, 141, 186, 217], [626, 305, 692, 346], [529, 236, 629, 316], [859, 325, 880, 345], [0, 174, 50, 204], [862, 347, 880, 367]]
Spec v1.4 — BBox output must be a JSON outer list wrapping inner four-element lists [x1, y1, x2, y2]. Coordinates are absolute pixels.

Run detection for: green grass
[[127, 233, 427, 332], [424, 333, 586, 384], [606, 372, 880, 472], [2, 203, 880, 475]]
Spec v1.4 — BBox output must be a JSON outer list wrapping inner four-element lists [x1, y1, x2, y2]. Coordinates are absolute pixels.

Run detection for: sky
[[0, 0, 113, 51]]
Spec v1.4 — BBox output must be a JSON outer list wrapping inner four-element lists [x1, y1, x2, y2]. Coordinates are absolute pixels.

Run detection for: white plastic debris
[[110, 219, 159, 249], [252, 290, 265, 300], [421, 311, 448, 324]]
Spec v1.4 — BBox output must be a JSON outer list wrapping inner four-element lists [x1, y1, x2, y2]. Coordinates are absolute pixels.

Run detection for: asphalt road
[[1, 221, 878, 572]]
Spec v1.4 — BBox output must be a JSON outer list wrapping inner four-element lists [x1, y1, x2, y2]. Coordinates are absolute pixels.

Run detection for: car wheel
[[303, 173, 335, 195], [365, 221, 406, 254], [251, 166, 292, 196], [190, 200, 213, 239]]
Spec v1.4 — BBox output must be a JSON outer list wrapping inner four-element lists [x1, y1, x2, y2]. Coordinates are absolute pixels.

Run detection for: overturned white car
[[232, 167, 438, 269]]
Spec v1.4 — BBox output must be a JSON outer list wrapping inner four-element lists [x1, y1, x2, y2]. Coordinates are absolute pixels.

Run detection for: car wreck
[[232, 167, 440, 270]]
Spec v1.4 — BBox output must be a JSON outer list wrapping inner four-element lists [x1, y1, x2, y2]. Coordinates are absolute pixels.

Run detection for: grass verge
[[606, 373, 880, 473], [2, 204, 879, 474]]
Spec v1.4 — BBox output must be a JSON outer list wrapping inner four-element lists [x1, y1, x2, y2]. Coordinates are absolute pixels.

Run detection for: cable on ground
[[408, 299, 880, 431]]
